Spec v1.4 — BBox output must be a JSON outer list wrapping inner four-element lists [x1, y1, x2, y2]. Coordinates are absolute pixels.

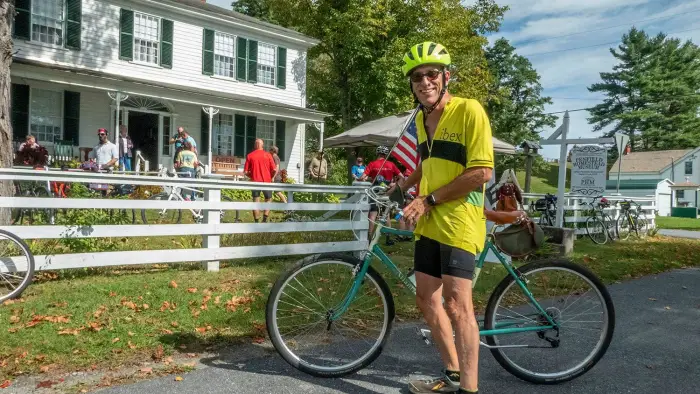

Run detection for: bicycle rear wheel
[[616, 215, 631, 240], [483, 259, 615, 384], [0, 229, 35, 303], [266, 253, 395, 377], [141, 193, 182, 224], [585, 216, 607, 245]]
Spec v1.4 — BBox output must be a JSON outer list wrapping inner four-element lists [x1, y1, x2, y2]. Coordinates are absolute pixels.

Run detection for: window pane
[[133, 13, 160, 65], [213, 114, 234, 156], [685, 161, 692, 175], [214, 32, 235, 78], [257, 43, 276, 86], [30, 89, 63, 143], [256, 119, 275, 151], [31, 0, 64, 45]]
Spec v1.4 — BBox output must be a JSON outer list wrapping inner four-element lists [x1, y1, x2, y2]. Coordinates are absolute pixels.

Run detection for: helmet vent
[[416, 43, 424, 57], [428, 42, 437, 55]]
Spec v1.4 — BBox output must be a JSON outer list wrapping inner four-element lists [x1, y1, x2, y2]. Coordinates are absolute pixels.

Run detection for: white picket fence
[[521, 193, 657, 235], [0, 168, 370, 272]]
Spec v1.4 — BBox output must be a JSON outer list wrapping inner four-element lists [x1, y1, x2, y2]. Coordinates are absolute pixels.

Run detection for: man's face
[[26, 137, 35, 145], [98, 131, 108, 143], [410, 65, 449, 107]]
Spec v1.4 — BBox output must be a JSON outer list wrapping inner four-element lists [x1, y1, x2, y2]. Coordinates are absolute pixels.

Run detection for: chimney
[[624, 145, 631, 155]]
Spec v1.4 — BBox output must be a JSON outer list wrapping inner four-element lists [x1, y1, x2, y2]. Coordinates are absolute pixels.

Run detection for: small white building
[[608, 148, 700, 209], [10, 0, 327, 182]]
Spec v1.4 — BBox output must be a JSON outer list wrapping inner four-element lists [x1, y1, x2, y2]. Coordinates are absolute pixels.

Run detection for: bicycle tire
[[585, 216, 608, 245], [141, 193, 182, 224], [0, 229, 35, 303], [635, 217, 649, 238], [483, 259, 615, 384], [616, 214, 631, 241], [266, 253, 395, 378]]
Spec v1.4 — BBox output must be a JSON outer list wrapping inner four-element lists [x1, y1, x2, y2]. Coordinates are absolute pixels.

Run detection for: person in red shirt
[[244, 139, 276, 223], [360, 145, 404, 238]]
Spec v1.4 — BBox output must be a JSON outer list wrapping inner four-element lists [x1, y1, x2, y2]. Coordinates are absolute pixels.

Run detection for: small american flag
[[391, 117, 420, 172]]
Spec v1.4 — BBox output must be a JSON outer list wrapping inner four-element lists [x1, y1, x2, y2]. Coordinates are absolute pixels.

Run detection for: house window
[[257, 43, 276, 86], [685, 161, 693, 175], [677, 190, 685, 199], [30, 89, 63, 143], [32, 0, 64, 45], [214, 114, 234, 156], [256, 119, 275, 149], [133, 12, 160, 64], [214, 32, 235, 78]]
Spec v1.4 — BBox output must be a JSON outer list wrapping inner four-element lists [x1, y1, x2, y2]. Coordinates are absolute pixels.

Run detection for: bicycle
[[582, 196, 618, 245], [0, 229, 35, 302], [616, 200, 648, 240], [532, 193, 566, 227], [11, 167, 55, 225], [265, 186, 615, 384]]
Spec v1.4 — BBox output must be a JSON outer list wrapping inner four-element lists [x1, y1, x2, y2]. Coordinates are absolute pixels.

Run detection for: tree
[[484, 38, 556, 146], [0, 0, 14, 224], [231, 0, 276, 23], [587, 27, 700, 151]]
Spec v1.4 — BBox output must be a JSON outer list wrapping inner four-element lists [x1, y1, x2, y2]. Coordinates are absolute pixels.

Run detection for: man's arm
[[102, 145, 118, 169], [431, 166, 492, 204], [398, 164, 422, 190]]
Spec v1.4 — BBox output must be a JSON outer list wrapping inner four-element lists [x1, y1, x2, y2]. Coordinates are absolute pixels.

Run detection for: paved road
[[99, 269, 700, 394], [659, 229, 700, 239]]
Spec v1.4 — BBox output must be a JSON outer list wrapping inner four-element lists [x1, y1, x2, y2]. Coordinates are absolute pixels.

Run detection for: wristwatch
[[426, 194, 437, 206]]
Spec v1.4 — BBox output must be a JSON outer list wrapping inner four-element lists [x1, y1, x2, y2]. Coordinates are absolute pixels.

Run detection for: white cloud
[[512, 15, 607, 42], [502, 0, 654, 20]]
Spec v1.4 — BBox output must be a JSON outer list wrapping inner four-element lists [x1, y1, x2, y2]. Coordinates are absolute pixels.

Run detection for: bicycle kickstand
[[415, 327, 432, 345]]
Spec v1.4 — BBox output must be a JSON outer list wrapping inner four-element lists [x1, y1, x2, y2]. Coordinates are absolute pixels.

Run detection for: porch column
[[319, 122, 325, 151], [202, 106, 219, 175], [108, 92, 128, 171]]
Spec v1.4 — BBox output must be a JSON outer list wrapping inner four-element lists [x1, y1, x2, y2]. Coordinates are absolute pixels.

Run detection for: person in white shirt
[[89, 128, 118, 171]]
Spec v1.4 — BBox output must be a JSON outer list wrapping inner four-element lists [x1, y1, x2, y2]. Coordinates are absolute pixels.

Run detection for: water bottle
[[395, 210, 404, 221]]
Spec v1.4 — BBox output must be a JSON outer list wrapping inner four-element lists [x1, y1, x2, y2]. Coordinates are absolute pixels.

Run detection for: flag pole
[[375, 104, 421, 182]]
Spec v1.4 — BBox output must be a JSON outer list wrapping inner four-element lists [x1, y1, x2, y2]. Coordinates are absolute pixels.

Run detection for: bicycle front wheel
[[616, 215, 631, 240], [585, 216, 608, 245], [483, 259, 615, 384], [141, 193, 182, 224], [0, 229, 35, 303], [266, 253, 395, 378]]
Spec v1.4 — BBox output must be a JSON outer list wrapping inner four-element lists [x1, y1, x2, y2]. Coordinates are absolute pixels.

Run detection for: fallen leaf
[[203, 289, 212, 296], [214, 296, 221, 304], [93, 305, 107, 318], [243, 307, 251, 314], [187, 288, 198, 293], [252, 337, 265, 344], [9, 315, 20, 324], [111, 349, 122, 354], [40, 365, 51, 373], [152, 344, 164, 361], [179, 344, 187, 350], [664, 306, 671, 310], [128, 341, 137, 350], [7, 327, 19, 333], [143, 304, 150, 310], [169, 281, 178, 288], [161, 328, 174, 335], [175, 376, 183, 382], [35, 354, 46, 362], [112, 337, 120, 343], [52, 302, 68, 308], [88, 322, 103, 332], [191, 310, 201, 318], [122, 301, 137, 310], [183, 362, 196, 368], [128, 331, 135, 337], [36, 380, 57, 389], [171, 321, 179, 328], [160, 301, 171, 312], [186, 353, 197, 358], [195, 327, 207, 333], [164, 356, 174, 365], [109, 291, 117, 297], [43, 315, 70, 323], [58, 327, 83, 336], [0, 380, 10, 389], [72, 349, 81, 354], [225, 296, 253, 312], [140, 367, 153, 374]]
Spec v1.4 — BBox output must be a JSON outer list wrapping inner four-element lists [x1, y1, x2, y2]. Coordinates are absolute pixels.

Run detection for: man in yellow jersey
[[393, 42, 494, 394]]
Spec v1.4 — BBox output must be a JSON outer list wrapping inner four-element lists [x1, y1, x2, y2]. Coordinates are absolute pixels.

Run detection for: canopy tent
[[324, 110, 517, 154]]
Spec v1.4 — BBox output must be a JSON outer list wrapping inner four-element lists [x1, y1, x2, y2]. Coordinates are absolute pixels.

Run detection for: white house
[[608, 148, 700, 210], [10, 0, 327, 182]]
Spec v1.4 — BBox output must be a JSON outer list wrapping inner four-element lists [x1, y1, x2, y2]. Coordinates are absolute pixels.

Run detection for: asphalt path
[[658, 229, 700, 239], [98, 268, 700, 394]]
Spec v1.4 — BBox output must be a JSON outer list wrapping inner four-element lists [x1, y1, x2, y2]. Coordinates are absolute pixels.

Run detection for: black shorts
[[414, 236, 476, 280], [369, 202, 379, 213], [252, 190, 272, 199]]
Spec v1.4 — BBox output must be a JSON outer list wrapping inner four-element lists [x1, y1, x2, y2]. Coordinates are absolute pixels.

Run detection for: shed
[[605, 178, 673, 216]]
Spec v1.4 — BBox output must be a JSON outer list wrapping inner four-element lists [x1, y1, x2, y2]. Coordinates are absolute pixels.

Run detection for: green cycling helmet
[[402, 42, 451, 76]]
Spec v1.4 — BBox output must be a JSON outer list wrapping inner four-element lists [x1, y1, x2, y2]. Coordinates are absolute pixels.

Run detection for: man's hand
[[401, 196, 431, 226]]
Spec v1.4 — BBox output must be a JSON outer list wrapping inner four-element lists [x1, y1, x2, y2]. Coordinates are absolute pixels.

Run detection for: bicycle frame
[[331, 209, 557, 337]]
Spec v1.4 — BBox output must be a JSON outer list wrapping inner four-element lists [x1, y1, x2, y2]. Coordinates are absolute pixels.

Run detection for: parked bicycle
[[582, 196, 618, 245], [0, 229, 35, 303], [617, 200, 648, 240], [531, 193, 566, 227], [11, 167, 55, 225], [265, 186, 615, 384]]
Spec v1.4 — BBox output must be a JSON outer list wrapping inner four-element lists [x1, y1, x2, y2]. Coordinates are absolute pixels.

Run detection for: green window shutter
[[202, 29, 214, 75], [236, 37, 248, 81], [275, 120, 286, 161], [200, 110, 209, 154], [13, 0, 31, 40], [247, 40, 258, 83], [119, 9, 134, 60], [160, 19, 174, 68], [234, 114, 246, 157], [65, 0, 82, 50], [246, 115, 257, 154], [63, 91, 80, 145], [276, 47, 286, 89], [11, 84, 30, 140]]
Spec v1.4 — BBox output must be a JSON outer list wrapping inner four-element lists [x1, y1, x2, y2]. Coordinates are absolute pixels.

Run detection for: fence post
[[572, 197, 579, 233], [352, 191, 369, 259], [202, 187, 220, 272]]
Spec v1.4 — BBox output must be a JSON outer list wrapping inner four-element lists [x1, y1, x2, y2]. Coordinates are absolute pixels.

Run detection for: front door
[[128, 112, 160, 166]]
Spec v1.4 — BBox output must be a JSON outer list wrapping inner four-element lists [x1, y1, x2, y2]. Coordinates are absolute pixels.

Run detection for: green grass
[[655, 216, 700, 230], [2, 231, 699, 383], [515, 162, 571, 194]]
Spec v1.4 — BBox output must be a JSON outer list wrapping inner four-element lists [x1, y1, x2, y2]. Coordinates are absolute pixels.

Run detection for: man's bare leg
[[263, 197, 272, 222], [415, 272, 460, 372], [443, 275, 479, 392], [253, 196, 261, 222]]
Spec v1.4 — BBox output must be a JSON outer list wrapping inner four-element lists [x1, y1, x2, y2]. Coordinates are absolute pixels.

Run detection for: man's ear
[[443, 70, 451, 86]]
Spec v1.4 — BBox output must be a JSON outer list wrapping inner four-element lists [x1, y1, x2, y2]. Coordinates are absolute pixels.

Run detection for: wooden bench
[[211, 155, 245, 180]]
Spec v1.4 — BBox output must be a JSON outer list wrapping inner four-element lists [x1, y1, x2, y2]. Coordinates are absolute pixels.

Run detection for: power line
[[543, 108, 593, 115], [548, 97, 606, 101], [520, 8, 700, 45], [523, 26, 700, 57]]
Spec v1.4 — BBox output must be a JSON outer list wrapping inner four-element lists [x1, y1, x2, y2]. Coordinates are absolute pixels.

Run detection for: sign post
[[614, 133, 630, 194]]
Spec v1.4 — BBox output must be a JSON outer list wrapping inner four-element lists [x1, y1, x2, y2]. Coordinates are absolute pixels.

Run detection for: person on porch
[[89, 129, 118, 171], [170, 127, 198, 162], [245, 139, 276, 223], [118, 125, 134, 171]]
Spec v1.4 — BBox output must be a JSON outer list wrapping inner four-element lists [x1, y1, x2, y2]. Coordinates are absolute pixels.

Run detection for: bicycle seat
[[484, 209, 528, 225]]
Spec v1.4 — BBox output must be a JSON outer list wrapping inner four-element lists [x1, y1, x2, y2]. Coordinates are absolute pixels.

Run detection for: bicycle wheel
[[585, 216, 607, 245], [616, 214, 631, 240], [0, 229, 35, 303], [483, 259, 615, 384], [266, 253, 395, 378], [634, 217, 648, 238], [141, 193, 182, 224]]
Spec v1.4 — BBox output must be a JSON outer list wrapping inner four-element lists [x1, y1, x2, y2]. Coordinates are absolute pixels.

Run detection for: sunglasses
[[410, 69, 442, 83], [98, 133, 107, 136]]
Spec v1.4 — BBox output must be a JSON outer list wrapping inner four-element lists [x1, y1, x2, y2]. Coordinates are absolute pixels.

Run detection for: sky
[[209, 0, 700, 159]]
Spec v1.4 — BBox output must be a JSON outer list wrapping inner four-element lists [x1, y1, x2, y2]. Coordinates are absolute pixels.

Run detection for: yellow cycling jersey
[[414, 97, 495, 255]]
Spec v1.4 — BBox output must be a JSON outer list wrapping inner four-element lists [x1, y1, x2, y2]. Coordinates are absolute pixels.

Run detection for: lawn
[[3, 230, 700, 387], [655, 216, 700, 230], [514, 162, 570, 194]]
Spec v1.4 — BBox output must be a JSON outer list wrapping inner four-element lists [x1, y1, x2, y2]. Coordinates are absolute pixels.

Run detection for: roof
[[605, 179, 667, 190], [670, 181, 700, 189], [610, 149, 693, 173], [158, 0, 320, 47]]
